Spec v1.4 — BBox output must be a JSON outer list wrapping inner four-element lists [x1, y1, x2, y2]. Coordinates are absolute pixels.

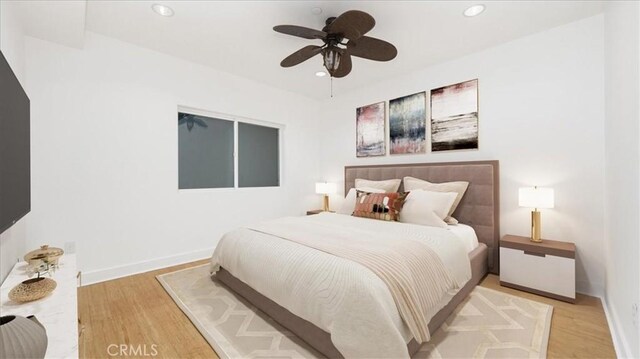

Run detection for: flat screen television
[[0, 50, 30, 234]]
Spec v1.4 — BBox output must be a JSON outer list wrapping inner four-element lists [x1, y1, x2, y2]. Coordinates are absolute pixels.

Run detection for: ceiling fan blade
[[347, 36, 397, 61], [332, 51, 352, 78], [327, 10, 375, 41], [280, 45, 323, 67], [194, 118, 208, 128], [273, 25, 326, 40]]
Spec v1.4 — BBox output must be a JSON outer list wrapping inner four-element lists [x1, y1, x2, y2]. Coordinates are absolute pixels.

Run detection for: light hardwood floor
[[480, 275, 616, 359], [79, 261, 616, 359]]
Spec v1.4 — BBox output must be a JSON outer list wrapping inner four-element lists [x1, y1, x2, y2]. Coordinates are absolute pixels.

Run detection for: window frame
[[177, 105, 284, 192]]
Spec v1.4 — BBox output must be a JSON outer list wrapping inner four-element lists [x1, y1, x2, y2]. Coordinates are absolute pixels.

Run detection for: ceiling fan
[[273, 10, 397, 78], [179, 113, 208, 132]]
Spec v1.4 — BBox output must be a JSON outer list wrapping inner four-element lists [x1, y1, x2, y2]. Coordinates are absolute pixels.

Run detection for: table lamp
[[519, 186, 554, 243], [315, 182, 337, 211]]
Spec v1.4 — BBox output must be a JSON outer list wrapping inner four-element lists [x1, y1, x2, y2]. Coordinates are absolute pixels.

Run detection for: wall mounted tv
[[0, 50, 30, 234]]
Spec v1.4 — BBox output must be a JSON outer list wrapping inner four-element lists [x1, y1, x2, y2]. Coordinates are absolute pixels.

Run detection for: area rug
[[158, 265, 552, 359]]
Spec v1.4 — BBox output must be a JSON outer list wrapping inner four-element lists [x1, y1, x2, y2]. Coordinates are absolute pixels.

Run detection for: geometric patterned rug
[[158, 265, 552, 359]]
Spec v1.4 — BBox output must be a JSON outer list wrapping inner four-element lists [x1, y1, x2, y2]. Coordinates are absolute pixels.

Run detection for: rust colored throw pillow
[[352, 190, 408, 222]]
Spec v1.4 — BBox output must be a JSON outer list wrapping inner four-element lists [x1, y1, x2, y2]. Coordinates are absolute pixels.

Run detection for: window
[[238, 122, 280, 187], [178, 109, 281, 189]]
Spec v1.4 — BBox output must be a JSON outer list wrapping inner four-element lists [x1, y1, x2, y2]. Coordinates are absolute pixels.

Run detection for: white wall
[[603, 1, 640, 358], [9, 6, 638, 354], [0, 0, 28, 283], [23, 32, 321, 284], [318, 16, 606, 296], [0, 0, 25, 80]]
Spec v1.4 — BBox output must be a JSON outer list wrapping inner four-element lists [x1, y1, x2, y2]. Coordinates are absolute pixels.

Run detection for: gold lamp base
[[530, 210, 542, 243], [322, 195, 330, 212]]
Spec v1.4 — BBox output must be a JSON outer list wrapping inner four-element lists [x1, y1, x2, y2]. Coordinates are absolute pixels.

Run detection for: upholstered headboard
[[345, 160, 500, 274]]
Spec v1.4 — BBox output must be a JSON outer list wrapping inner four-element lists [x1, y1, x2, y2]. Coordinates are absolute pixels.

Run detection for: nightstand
[[306, 209, 334, 215], [500, 234, 576, 303]]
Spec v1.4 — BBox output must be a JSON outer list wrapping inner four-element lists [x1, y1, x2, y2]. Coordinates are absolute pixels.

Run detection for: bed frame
[[216, 160, 500, 358]]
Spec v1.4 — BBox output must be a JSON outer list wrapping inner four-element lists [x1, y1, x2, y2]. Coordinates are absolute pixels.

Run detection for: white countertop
[[0, 254, 79, 359]]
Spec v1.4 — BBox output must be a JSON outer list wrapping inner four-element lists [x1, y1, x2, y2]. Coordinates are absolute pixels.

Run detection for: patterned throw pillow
[[352, 190, 408, 222]]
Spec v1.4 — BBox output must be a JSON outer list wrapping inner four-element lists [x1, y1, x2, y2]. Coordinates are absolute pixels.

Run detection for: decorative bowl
[[8, 278, 57, 303], [24, 245, 64, 267]]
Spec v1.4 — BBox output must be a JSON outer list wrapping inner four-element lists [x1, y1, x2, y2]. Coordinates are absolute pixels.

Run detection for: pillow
[[403, 176, 469, 224], [337, 187, 386, 215], [355, 178, 401, 193], [399, 189, 457, 228], [352, 190, 408, 222]]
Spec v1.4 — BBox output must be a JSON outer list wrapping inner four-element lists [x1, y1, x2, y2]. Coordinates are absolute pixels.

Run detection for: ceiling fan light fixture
[[323, 47, 342, 74], [152, 3, 174, 17], [315, 71, 327, 77], [463, 4, 485, 17]]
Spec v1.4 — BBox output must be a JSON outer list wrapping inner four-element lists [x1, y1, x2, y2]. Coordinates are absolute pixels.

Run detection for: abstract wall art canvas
[[430, 79, 479, 152], [389, 92, 426, 154], [356, 102, 386, 157]]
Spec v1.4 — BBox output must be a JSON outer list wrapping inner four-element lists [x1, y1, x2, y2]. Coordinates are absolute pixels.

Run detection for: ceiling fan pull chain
[[331, 76, 334, 98]]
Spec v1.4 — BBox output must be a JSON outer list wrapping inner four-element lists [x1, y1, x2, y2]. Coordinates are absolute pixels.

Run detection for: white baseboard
[[601, 295, 632, 358], [81, 247, 214, 285]]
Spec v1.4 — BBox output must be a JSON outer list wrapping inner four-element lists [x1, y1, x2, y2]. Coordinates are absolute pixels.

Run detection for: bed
[[211, 160, 500, 358]]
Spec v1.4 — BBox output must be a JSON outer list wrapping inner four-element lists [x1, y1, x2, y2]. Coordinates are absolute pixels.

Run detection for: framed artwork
[[430, 79, 479, 152], [389, 92, 427, 154], [356, 102, 386, 157]]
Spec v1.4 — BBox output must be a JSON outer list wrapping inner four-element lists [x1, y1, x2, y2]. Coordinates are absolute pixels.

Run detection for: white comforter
[[211, 213, 471, 358]]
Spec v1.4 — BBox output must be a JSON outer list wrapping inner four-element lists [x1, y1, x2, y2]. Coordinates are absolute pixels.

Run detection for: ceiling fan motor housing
[[323, 16, 337, 30]]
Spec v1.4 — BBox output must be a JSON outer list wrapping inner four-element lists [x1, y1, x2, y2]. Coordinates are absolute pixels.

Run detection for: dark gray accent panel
[[238, 123, 279, 188], [0, 50, 30, 235]]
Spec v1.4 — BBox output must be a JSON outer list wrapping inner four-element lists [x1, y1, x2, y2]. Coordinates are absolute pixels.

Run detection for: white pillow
[[403, 176, 469, 224], [399, 189, 457, 228], [338, 187, 385, 215], [355, 178, 401, 193]]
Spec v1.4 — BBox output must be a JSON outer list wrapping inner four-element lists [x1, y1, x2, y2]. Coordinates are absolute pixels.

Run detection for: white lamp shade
[[519, 187, 554, 209], [315, 182, 337, 195]]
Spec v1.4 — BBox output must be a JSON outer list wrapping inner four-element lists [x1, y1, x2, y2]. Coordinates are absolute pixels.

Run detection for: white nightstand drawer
[[500, 247, 575, 300]]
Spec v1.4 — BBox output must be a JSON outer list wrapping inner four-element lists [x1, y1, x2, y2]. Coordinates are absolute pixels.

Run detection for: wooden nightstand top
[[306, 209, 335, 215], [501, 234, 575, 259]]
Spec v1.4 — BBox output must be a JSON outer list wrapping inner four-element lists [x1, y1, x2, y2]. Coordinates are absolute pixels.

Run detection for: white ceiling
[[13, 0, 86, 49], [17, 1, 603, 99]]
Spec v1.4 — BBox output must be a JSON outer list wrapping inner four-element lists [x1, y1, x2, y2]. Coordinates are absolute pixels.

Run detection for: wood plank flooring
[[78, 260, 216, 359], [78, 261, 616, 358], [480, 275, 616, 359]]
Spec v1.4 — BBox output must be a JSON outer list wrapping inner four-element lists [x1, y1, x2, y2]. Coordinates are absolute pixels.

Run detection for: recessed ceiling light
[[463, 4, 485, 17], [315, 71, 327, 77], [152, 3, 174, 17], [311, 7, 323, 15]]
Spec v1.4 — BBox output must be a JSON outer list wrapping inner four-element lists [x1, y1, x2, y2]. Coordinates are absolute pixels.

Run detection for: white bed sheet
[[447, 223, 479, 253], [334, 213, 479, 253], [211, 213, 472, 358]]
